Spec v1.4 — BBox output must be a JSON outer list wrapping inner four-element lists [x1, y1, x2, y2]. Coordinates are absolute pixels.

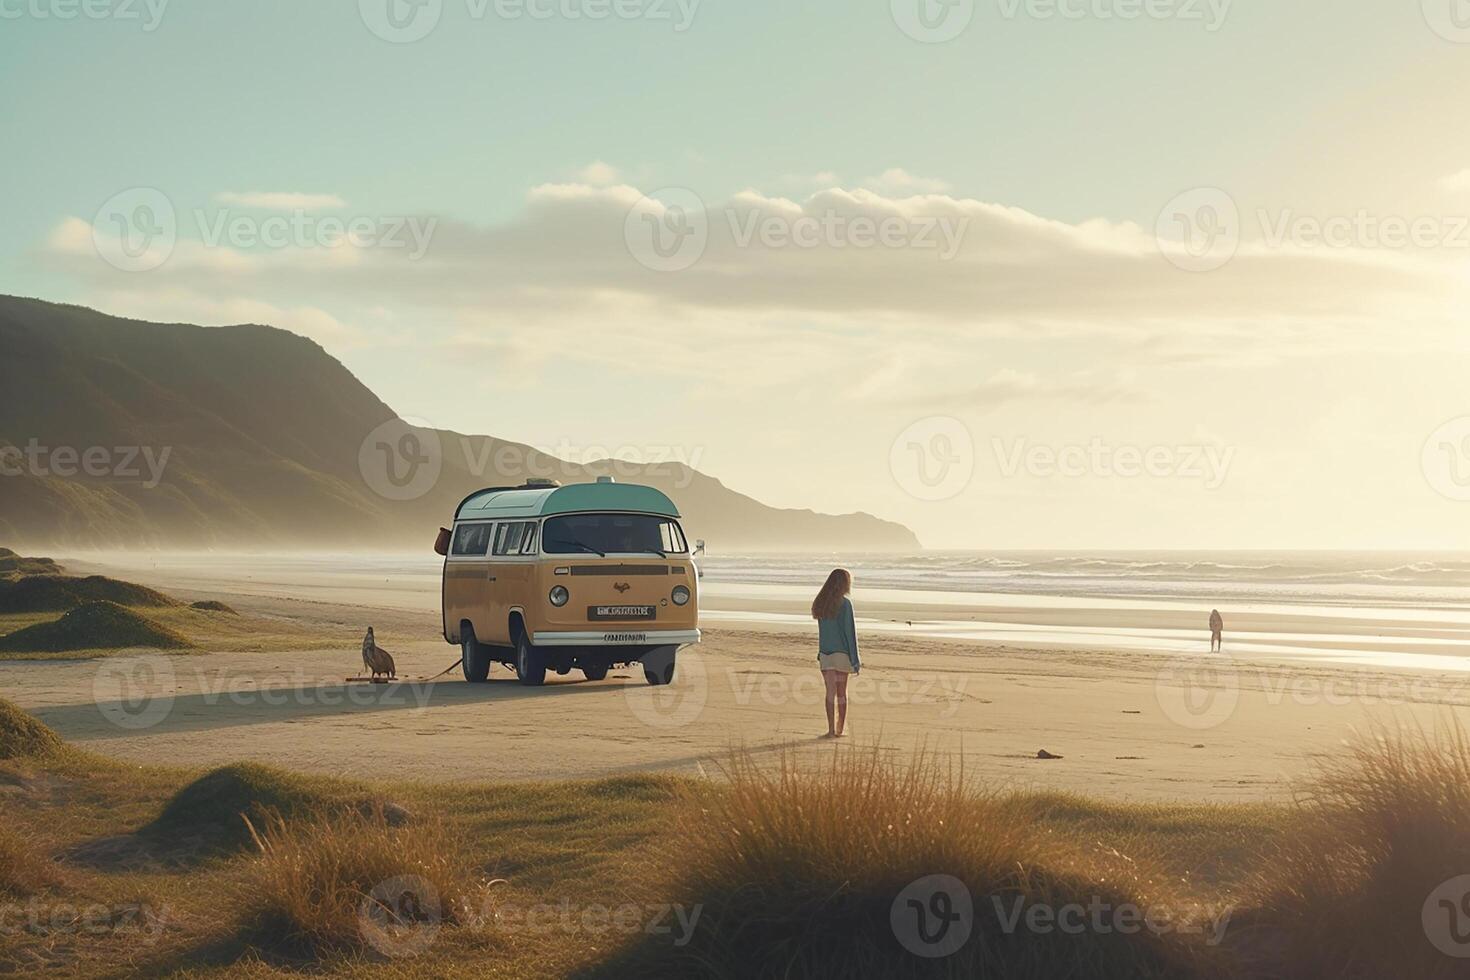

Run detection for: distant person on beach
[[1209, 609, 1224, 651], [812, 568, 861, 738]]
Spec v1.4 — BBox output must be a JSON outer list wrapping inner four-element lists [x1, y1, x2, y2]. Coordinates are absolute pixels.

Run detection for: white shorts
[[818, 652, 855, 674]]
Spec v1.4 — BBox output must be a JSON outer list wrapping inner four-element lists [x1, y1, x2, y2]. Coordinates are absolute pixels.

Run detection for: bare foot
[[834, 730, 847, 738], [822, 731, 836, 739]]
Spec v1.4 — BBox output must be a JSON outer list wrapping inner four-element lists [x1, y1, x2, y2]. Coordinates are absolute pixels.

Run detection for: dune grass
[[592, 748, 1231, 979], [7, 688, 1470, 979], [0, 822, 61, 897], [238, 805, 489, 960], [0, 547, 62, 578], [0, 696, 65, 758], [0, 599, 194, 654], [143, 762, 348, 854], [1245, 723, 1470, 978], [0, 573, 178, 613]]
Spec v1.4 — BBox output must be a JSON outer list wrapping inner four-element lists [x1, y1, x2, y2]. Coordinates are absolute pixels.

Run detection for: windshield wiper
[[547, 538, 606, 557], [631, 547, 668, 557]]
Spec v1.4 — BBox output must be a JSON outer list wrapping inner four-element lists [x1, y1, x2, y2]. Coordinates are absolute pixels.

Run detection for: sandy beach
[[4, 552, 1470, 803]]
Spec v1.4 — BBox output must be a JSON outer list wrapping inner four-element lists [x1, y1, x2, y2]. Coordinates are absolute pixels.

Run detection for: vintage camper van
[[438, 478, 700, 686]]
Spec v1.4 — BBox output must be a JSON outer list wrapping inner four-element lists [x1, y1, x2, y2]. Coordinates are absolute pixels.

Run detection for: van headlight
[[549, 586, 570, 607], [672, 585, 691, 606]]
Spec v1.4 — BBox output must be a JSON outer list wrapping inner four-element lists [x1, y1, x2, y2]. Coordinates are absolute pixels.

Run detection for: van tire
[[515, 632, 546, 687], [581, 663, 609, 682], [461, 627, 491, 683]]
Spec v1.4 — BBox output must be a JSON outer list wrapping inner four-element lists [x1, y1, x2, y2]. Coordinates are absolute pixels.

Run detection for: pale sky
[[4, 0, 1470, 549]]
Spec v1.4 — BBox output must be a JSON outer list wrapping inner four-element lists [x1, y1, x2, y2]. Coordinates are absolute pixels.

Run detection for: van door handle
[[486, 575, 497, 582]]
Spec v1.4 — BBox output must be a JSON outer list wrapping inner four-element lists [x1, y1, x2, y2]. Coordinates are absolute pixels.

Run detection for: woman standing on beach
[[813, 568, 860, 738]]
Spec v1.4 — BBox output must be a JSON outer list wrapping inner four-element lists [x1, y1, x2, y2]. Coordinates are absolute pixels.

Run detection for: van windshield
[[542, 514, 688, 556]]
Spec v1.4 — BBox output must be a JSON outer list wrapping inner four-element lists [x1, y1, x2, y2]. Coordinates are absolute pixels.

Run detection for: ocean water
[[697, 551, 1470, 672], [698, 552, 1470, 606]]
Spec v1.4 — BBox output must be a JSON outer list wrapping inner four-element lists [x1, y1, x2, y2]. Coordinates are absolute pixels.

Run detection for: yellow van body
[[440, 480, 700, 686]]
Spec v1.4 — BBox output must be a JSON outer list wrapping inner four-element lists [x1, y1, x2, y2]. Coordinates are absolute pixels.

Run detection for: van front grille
[[570, 564, 668, 576]]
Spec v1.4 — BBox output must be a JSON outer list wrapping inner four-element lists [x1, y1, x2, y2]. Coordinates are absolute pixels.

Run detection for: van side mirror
[[434, 527, 451, 557]]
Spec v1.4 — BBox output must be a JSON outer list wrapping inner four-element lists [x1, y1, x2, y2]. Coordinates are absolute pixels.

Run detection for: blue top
[[817, 596, 860, 671], [455, 482, 681, 522]]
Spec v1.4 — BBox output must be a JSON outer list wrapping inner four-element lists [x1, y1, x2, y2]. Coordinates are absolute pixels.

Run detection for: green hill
[[0, 295, 920, 551]]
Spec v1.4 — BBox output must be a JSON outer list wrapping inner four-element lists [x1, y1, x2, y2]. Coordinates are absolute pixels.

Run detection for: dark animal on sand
[[361, 627, 397, 680]]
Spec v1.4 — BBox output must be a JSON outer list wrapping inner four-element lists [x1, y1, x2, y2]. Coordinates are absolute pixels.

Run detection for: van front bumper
[[531, 629, 702, 647]]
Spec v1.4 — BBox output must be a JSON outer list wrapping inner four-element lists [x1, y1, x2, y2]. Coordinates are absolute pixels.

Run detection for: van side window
[[452, 523, 492, 557], [494, 521, 530, 556], [520, 523, 539, 555]]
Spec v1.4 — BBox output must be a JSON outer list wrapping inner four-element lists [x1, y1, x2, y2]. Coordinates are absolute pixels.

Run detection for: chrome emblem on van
[[613, 582, 631, 593]]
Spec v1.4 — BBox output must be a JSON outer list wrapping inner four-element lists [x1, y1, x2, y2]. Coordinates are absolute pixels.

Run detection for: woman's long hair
[[811, 568, 852, 620]]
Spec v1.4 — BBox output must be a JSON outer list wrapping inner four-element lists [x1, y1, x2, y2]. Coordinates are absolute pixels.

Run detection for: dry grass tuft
[[605, 747, 1224, 979], [0, 823, 61, 897], [0, 697, 64, 759], [1248, 723, 1470, 978], [238, 804, 487, 960]]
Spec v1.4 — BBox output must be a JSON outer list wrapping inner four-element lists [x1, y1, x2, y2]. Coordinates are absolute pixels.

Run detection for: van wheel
[[461, 627, 490, 683], [515, 632, 546, 687], [644, 660, 675, 686], [582, 663, 609, 682]]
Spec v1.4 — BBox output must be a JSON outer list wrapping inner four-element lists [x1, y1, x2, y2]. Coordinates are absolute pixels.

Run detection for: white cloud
[[38, 176, 1467, 380], [575, 161, 621, 186], [861, 168, 952, 194], [215, 191, 348, 210]]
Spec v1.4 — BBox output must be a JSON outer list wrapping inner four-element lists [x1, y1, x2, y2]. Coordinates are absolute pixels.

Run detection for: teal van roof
[[454, 483, 681, 521]]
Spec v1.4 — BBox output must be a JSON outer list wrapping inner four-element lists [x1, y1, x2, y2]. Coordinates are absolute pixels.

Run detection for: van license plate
[[589, 605, 656, 620], [603, 632, 648, 643]]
